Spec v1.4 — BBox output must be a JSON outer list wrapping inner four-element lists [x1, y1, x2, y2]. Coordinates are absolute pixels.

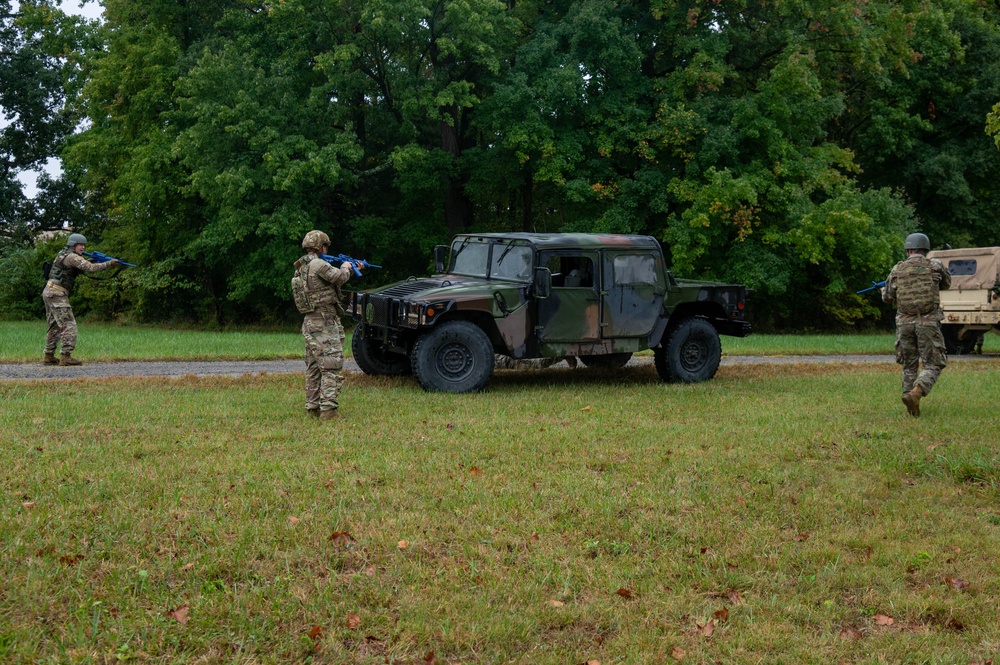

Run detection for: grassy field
[[0, 320, 926, 363], [0, 321, 303, 362], [3, 362, 1000, 663]]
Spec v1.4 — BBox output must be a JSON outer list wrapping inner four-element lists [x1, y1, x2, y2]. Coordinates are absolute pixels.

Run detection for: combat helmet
[[302, 230, 330, 251], [904, 233, 930, 251], [66, 233, 87, 247]]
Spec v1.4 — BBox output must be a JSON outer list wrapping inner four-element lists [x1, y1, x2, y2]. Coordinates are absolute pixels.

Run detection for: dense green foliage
[[2, 0, 999, 328]]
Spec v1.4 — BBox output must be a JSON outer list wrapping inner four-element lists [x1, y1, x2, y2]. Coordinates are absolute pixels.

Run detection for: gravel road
[[0, 355, 917, 381]]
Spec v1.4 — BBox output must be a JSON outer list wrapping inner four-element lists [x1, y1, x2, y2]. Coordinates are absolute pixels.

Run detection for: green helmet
[[301, 230, 330, 251], [66, 233, 88, 247], [904, 233, 930, 251]]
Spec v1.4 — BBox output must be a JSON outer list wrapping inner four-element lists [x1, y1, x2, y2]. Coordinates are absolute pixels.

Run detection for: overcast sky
[[12, 1, 104, 196]]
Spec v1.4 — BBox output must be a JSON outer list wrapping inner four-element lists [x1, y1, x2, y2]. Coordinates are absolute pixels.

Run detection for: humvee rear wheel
[[412, 321, 494, 393], [941, 324, 977, 355], [579, 353, 633, 369], [655, 317, 721, 383], [351, 327, 412, 376]]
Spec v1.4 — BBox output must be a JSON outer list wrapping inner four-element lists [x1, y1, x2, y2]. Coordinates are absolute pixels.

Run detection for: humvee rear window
[[612, 254, 657, 286], [948, 259, 977, 276]]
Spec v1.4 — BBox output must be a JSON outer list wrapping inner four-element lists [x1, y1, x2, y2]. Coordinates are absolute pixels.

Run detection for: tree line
[[3, 0, 1000, 329]]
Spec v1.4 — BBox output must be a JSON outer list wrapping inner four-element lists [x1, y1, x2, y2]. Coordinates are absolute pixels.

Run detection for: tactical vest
[[292, 254, 344, 315], [47, 248, 81, 293], [895, 255, 939, 316]]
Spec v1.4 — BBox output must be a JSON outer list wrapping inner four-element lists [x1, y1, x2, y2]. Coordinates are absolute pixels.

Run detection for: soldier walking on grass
[[291, 230, 362, 420], [41, 234, 119, 366], [882, 233, 951, 416]]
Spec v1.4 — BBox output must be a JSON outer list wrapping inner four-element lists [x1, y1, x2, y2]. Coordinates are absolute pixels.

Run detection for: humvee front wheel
[[412, 321, 494, 392], [655, 317, 721, 383], [579, 353, 633, 369], [352, 327, 412, 376]]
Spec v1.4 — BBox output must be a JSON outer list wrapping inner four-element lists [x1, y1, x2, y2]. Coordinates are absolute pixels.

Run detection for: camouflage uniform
[[293, 248, 352, 416], [42, 247, 117, 358], [883, 253, 951, 402]]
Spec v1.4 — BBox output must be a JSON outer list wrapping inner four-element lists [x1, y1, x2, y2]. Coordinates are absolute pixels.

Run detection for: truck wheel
[[941, 325, 977, 355], [579, 353, 633, 369], [654, 317, 721, 383], [351, 327, 412, 376], [412, 321, 494, 393]]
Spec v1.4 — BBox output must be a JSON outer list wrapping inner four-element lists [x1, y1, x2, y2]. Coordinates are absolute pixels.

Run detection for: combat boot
[[59, 353, 82, 366], [319, 409, 339, 420], [43, 353, 59, 365], [307, 408, 320, 419], [902, 385, 924, 417]]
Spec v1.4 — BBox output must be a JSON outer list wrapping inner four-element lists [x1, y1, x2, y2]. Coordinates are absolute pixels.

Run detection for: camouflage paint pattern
[[348, 233, 750, 362], [883, 252, 952, 398]]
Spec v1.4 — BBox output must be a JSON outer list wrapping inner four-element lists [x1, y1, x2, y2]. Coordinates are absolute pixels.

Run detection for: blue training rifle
[[856, 280, 886, 295], [320, 253, 381, 277], [83, 251, 136, 268]]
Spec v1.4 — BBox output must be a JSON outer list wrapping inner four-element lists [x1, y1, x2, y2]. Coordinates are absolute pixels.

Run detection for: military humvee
[[346, 233, 752, 392], [926, 246, 1000, 354]]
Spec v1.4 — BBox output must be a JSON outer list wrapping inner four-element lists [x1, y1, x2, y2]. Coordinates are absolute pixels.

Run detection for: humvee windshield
[[451, 238, 533, 282]]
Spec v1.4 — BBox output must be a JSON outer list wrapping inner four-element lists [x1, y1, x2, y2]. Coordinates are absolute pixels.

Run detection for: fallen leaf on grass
[[21, 502, 36, 509], [329, 531, 355, 545], [288, 516, 301, 525], [59, 554, 84, 565], [874, 614, 894, 626], [670, 646, 686, 660], [469, 466, 483, 476], [839, 627, 861, 641], [714, 607, 729, 622], [792, 533, 810, 542], [364, 566, 377, 577], [170, 605, 189, 624], [615, 588, 633, 599], [945, 575, 970, 591], [726, 561, 738, 571], [548, 600, 565, 607], [346, 613, 361, 629], [398, 540, 409, 549], [446, 423, 454, 430], [309, 625, 324, 640], [726, 589, 745, 604], [423, 651, 436, 664], [698, 620, 716, 637], [581, 405, 592, 411], [181, 563, 194, 571]]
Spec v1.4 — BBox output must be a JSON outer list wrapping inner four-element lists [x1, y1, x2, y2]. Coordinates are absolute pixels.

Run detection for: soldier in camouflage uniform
[[882, 233, 951, 416], [292, 230, 361, 420], [42, 234, 119, 366]]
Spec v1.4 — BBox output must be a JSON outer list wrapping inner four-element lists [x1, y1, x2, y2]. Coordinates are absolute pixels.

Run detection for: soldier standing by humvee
[[41, 233, 119, 366], [291, 230, 362, 420], [882, 233, 951, 416]]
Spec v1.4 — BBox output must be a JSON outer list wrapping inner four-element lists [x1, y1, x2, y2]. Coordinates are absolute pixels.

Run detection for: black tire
[[654, 317, 721, 383], [351, 327, 412, 376], [411, 321, 494, 392], [578, 352, 633, 369], [941, 325, 977, 355]]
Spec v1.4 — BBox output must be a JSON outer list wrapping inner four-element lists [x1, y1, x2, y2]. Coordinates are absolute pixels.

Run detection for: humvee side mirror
[[433, 245, 448, 273], [533, 267, 552, 299]]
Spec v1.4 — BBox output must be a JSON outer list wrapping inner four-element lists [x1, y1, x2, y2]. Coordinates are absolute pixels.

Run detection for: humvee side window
[[547, 256, 593, 288], [948, 259, 977, 276], [611, 254, 657, 286], [490, 244, 533, 282]]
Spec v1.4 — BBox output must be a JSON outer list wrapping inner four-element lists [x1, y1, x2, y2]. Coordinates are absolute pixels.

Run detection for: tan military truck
[[926, 246, 1000, 354]]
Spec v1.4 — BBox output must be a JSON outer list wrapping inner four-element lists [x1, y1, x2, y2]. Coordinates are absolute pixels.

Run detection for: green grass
[[3, 362, 1000, 663], [0, 321, 304, 362], [0, 320, 917, 363]]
